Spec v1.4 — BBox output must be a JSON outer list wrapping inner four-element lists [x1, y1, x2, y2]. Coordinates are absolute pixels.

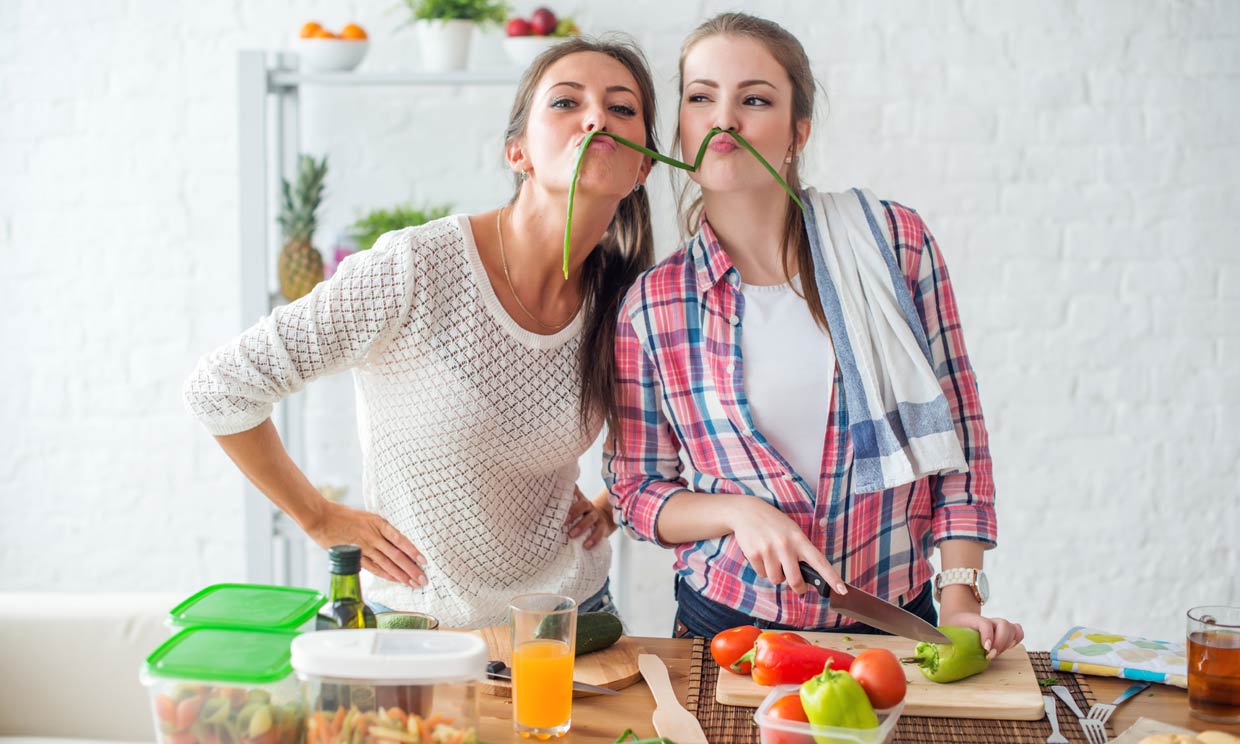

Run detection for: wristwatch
[[934, 568, 989, 605]]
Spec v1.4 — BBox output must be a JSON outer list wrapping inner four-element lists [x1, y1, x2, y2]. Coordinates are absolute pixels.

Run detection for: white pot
[[413, 19, 475, 72]]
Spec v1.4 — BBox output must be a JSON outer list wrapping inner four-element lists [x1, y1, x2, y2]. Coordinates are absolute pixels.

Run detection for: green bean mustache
[[562, 127, 806, 278]]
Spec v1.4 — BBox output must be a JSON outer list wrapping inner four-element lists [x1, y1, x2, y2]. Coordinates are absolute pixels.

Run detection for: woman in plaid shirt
[[605, 13, 1024, 656]]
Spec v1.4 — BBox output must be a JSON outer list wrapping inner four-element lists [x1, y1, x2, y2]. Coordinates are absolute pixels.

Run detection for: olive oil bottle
[[319, 544, 377, 630]]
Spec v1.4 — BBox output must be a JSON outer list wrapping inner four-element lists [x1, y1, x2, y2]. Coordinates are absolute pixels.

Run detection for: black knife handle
[[798, 561, 833, 598]]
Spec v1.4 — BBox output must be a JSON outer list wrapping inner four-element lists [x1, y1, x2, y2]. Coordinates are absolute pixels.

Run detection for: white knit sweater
[[184, 215, 611, 628]]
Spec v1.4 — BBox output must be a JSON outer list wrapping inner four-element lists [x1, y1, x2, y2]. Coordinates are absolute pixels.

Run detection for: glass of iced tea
[[1187, 605, 1240, 723], [510, 593, 577, 739]]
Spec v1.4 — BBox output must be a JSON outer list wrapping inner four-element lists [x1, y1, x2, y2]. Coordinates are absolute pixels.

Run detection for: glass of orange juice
[[509, 593, 577, 738]]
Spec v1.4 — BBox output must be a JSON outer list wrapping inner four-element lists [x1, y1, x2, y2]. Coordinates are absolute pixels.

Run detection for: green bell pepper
[[911, 625, 991, 683], [799, 661, 879, 742]]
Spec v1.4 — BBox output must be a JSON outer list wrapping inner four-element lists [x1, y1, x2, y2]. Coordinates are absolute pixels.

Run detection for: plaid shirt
[[604, 200, 997, 627]]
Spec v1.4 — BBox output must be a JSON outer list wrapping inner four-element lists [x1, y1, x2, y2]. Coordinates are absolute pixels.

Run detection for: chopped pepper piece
[[908, 625, 990, 683], [736, 631, 855, 686]]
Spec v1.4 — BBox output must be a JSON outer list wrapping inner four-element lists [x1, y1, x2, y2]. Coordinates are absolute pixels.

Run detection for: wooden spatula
[[637, 654, 709, 744]]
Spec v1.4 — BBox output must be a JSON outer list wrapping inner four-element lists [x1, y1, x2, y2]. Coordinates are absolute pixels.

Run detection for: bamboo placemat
[[685, 637, 1114, 743]]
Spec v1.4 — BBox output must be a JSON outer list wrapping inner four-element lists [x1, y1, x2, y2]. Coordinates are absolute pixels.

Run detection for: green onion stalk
[[562, 127, 806, 278]]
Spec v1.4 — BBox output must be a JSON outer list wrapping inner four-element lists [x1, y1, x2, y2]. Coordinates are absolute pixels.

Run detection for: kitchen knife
[[798, 562, 951, 644], [485, 660, 620, 696]]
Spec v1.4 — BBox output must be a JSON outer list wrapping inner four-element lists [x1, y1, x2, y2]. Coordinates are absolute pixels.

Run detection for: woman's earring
[[633, 183, 642, 193], [784, 153, 794, 164], [518, 170, 528, 181]]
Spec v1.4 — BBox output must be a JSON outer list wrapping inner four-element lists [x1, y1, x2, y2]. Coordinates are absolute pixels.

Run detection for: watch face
[[977, 571, 990, 602]]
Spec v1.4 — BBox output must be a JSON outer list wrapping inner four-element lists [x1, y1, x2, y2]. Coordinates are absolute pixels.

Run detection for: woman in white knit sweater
[[184, 39, 657, 627]]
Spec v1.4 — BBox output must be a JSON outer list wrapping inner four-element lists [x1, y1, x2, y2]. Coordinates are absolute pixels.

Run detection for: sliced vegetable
[[799, 660, 879, 737], [905, 625, 990, 683], [711, 625, 762, 674], [737, 631, 855, 687]]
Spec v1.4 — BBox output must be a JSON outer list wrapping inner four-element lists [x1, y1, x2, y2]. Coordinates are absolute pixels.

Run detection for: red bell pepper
[[735, 631, 855, 686]]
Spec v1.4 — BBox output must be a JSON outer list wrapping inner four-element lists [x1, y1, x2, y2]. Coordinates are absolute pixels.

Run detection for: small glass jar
[[292, 629, 487, 744]]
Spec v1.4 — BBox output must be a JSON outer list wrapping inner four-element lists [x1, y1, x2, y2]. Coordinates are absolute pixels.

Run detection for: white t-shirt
[[184, 216, 611, 627], [739, 275, 835, 490]]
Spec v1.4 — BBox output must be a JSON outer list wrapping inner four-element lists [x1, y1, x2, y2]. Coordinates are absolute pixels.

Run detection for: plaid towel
[[802, 187, 968, 493]]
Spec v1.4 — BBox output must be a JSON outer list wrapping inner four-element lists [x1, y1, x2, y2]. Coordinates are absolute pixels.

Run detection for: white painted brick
[[1041, 105, 1146, 146], [916, 102, 997, 143], [1185, 37, 1240, 76], [1182, 1, 1240, 37], [1019, 145, 1099, 184]]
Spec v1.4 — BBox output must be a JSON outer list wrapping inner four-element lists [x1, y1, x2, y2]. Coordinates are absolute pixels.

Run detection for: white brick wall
[[2, 0, 1237, 651]]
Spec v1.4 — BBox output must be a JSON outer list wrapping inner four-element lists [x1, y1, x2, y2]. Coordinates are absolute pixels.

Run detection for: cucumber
[[534, 611, 623, 656], [575, 611, 623, 655]]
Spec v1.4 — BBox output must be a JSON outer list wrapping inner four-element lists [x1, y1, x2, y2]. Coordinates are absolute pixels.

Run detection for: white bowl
[[502, 36, 569, 69], [293, 37, 369, 72]]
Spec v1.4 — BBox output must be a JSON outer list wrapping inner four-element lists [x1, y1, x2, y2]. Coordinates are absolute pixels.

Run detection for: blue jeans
[[367, 578, 621, 621], [671, 576, 937, 638]]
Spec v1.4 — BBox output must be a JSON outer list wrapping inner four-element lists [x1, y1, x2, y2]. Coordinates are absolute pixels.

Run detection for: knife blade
[[798, 562, 951, 644], [485, 660, 620, 696]]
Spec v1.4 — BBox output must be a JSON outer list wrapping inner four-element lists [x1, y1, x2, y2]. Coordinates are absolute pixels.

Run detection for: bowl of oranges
[[293, 22, 369, 72]]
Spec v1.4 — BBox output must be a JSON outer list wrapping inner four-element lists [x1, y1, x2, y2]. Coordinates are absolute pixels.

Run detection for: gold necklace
[[496, 207, 579, 331]]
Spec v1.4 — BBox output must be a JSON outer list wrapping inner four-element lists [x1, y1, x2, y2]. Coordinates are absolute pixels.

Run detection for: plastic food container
[[168, 583, 327, 633], [754, 684, 905, 744], [292, 629, 487, 744], [141, 626, 305, 744]]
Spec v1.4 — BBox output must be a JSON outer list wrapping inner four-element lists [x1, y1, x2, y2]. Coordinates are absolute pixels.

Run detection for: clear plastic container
[[753, 684, 905, 744], [140, 626, 305, 744], [292, 629, 487, 744], [167, 583, 327, 633]]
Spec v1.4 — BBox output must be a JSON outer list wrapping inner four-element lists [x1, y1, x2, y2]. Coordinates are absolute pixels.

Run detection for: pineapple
[[277, 154, 328, 301]]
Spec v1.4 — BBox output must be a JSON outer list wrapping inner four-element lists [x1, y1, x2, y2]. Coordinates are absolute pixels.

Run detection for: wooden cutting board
[[715, 632, 1044, 720], [473, 626, 643, 698]]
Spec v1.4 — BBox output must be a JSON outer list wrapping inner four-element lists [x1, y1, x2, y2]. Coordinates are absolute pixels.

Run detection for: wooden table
[[478, 637, 1240, 743]]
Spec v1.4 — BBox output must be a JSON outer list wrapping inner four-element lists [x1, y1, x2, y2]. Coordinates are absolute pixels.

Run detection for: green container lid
[[168, 583, 326, 631], [145, 626, 298, 685]]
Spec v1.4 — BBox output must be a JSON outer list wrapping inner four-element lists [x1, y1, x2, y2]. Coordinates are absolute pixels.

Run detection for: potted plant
[[401, 0, 509, 72], [350, 203, 453, 252]]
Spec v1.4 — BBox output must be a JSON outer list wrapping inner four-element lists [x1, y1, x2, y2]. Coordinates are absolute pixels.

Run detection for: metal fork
[[1051, 685, 1108, 744], [1087, 681, 1151, 728], [1044, 694, 1069, 744]]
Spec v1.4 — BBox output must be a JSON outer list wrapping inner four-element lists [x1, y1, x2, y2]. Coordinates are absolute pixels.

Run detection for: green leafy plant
[[351, 203, 453, 251], [563, 128, 805, 277], [401, 0, 509, 24]]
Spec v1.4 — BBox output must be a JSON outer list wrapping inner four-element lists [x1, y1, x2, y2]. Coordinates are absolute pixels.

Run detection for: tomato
[[848, 648, 908, 709], [762, 694, 813, 744], [710, 625, 762, 674], [768, 694, 809, 722]]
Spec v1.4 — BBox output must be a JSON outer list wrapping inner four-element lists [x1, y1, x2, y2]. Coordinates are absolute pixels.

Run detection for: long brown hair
[[673, 13, 827, 330], [503, 37, 658, 436]]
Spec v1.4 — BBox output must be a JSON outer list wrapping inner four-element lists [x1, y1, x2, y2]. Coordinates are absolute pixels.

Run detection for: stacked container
[[140, 583, 328, 744]]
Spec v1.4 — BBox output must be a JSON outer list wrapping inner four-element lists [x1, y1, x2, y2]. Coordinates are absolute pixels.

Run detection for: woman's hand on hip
[[565, 486, 613, 549], [728, 497, 847, 596], [305, 501, 428, 587]]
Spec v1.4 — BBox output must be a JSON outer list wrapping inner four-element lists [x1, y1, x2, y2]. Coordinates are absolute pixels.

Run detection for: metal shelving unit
[[235, 49, 520, 588]]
